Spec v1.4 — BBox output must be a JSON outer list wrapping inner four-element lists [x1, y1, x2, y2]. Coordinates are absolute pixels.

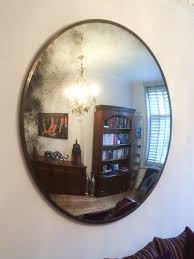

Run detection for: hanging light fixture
[[64, 55, 100, 116]]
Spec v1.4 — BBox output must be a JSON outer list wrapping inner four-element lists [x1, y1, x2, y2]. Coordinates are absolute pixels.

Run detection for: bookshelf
[[92, 105, 135, 197]]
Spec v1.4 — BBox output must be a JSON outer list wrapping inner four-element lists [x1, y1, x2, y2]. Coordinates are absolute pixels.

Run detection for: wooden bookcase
[[92, 105, 135, 197]]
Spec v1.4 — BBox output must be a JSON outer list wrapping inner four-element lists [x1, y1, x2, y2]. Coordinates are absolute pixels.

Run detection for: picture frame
[[38, 113, 68, 139]]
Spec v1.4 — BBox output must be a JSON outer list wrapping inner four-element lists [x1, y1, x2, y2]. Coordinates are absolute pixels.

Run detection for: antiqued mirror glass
[[20, 20, 172, 223]]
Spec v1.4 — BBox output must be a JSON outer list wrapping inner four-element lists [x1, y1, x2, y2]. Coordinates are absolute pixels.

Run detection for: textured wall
[[0, 0, 194, 259]]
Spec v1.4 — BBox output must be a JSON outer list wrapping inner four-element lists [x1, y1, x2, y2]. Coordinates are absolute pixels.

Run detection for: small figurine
[[72, 139, 81, 164], [44, 151, 69, 161]]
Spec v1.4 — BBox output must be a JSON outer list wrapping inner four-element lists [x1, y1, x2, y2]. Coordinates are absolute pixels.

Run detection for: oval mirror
[[20, 20, 172, 223]]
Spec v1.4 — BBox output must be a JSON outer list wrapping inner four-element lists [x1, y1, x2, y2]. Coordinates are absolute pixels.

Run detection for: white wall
[[1, 1, 194, 259]]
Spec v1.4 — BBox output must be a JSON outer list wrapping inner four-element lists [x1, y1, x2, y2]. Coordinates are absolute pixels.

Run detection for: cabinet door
[[32, 163, 86, 195], [95, 174, 131, 197], [94, 176, 108, 196], [115, 174, 131, 193], [52, 170, 86, 195], [32, 165, 53, 193]]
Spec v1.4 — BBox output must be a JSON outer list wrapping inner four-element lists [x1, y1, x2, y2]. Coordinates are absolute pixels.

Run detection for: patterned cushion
[[153, 229, 186, 259], [155, 250, 173, 259], [122, 241, 159, 259], [185, 226, 194, 259]]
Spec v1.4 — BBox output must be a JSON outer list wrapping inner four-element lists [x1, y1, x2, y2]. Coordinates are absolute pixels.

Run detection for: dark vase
[[72, 139, 81, 165]]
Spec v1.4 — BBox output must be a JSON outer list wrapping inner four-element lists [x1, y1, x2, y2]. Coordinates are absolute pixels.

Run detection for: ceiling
[[34, 22, 164, 90]]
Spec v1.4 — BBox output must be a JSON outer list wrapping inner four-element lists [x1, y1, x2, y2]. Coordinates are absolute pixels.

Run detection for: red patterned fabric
[[153, 229, 186, 259], [122, 241, 159, 259]]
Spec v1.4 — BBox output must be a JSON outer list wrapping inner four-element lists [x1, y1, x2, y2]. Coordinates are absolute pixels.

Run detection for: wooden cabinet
[[31, 159, 87, 195], [92, 105, 135, 197], [95, 172, 131, 197]]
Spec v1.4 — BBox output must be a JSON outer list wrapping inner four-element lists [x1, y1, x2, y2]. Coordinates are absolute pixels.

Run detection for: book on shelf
[[102, 147, 129, 161], [103, 134, 130, 145], [104, 116, 130, 129], [113, 149, 118, 159]]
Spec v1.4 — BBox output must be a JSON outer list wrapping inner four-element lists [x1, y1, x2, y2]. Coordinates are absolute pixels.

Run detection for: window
[[145, 85, 171, 168]]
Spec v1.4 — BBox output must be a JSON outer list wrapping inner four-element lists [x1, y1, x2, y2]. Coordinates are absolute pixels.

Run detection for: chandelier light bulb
[[64, 55, 100, 116]]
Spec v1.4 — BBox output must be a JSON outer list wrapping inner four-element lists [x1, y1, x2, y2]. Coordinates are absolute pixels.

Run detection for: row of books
[[103, 134, 130, 145], [102, 147, 129, 161], [104, 117, 130, 129]]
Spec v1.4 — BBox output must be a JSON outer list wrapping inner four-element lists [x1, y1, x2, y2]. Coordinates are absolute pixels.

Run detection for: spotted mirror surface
[[20, 20, 171, 223]]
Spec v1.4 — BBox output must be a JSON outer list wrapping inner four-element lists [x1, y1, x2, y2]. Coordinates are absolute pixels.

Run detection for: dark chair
[[137, 168, 159, 199]]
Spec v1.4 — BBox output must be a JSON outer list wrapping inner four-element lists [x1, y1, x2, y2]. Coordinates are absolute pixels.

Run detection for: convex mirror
[[20, 20, 171, 223]]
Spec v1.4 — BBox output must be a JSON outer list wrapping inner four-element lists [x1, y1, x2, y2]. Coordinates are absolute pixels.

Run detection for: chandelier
[[64, 55, 99, 116]]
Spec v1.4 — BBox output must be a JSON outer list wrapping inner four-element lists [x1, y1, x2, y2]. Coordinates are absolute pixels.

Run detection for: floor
[[50, 190, 137, 216]]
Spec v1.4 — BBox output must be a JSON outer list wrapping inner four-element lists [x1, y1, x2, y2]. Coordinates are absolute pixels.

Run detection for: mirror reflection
[[21, 21, 171, 223]]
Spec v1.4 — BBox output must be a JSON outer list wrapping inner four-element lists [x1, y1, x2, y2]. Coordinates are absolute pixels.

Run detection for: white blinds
[[146, 86, 171, 167]]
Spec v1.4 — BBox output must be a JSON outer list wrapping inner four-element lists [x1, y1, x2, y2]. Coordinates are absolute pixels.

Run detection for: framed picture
[[38, 113, 68, 139]]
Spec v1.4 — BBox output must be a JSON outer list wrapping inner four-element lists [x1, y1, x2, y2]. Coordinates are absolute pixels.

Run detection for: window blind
[[145, 86, 171, 167]]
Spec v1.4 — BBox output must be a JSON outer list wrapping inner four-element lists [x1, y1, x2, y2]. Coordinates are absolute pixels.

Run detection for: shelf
[[103, 128, 131, 134], [102, 144, 131, 150], [104, 127, 131, 129], [96, 170, 130, 178], [103, 143, 130, 146], [102, 157, 129, 163]]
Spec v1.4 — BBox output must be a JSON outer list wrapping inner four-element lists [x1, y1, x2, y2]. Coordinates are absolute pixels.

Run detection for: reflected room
[[21, 21, 171, 223]]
